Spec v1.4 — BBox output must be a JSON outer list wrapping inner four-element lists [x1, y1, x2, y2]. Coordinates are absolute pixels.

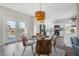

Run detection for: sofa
[[71, 37, 79, 56]]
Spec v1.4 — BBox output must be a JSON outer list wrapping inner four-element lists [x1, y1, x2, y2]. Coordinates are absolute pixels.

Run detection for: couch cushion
[[71, 37, 79, 45]]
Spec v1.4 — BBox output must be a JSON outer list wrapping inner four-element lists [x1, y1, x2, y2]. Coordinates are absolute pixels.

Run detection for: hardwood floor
[[0, 36, 75, 56], [0, 37, 65, 56], [65, 46, 75, 56]]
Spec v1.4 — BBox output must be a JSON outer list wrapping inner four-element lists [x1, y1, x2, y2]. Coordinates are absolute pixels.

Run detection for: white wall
[[0, 6, 33, 45], [77, 4, 79, 37], [53, 18, 77, 47]]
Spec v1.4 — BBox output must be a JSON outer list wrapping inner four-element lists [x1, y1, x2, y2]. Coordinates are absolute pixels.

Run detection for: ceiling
[[0, 3, 77, 23]]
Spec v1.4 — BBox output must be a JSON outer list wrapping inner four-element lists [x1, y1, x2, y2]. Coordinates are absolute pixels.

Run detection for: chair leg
[[31, 45, 33, 55], [13, 52, 15, 56], [34, 51, 36, 56], [53, 46, 56, 53], [22, 46, 26, 56]]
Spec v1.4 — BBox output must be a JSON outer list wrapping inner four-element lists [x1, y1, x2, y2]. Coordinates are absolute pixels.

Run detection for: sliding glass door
[[5, 19, 27, 44], [6, 20, 17, 43]]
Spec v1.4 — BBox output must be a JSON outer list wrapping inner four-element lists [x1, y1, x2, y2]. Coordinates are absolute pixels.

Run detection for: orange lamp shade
[[35, 11, 45, 22]]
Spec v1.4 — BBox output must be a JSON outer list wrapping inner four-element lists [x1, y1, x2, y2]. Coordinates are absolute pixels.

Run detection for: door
[[6, 20, 17, 43], [5, 19, 27, 43], [19, 22, 27, 40]]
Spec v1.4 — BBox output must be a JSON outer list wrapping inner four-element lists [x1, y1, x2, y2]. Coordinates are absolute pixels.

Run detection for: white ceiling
[[0, 3, 77, 23]]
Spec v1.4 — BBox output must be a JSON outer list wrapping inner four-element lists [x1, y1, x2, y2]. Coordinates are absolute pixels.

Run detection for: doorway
[[4, 19, 27, 44]]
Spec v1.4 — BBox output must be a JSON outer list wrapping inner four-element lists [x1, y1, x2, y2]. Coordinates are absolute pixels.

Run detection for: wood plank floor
[[0, 36, 75, 56], [65, 46, 75, 56]]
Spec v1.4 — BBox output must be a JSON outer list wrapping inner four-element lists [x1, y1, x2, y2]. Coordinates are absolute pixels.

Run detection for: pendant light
[[35, 3, 45, 23]]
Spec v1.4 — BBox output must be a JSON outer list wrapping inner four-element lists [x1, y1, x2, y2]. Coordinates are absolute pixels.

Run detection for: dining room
[[0, 3, 78, 56]]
